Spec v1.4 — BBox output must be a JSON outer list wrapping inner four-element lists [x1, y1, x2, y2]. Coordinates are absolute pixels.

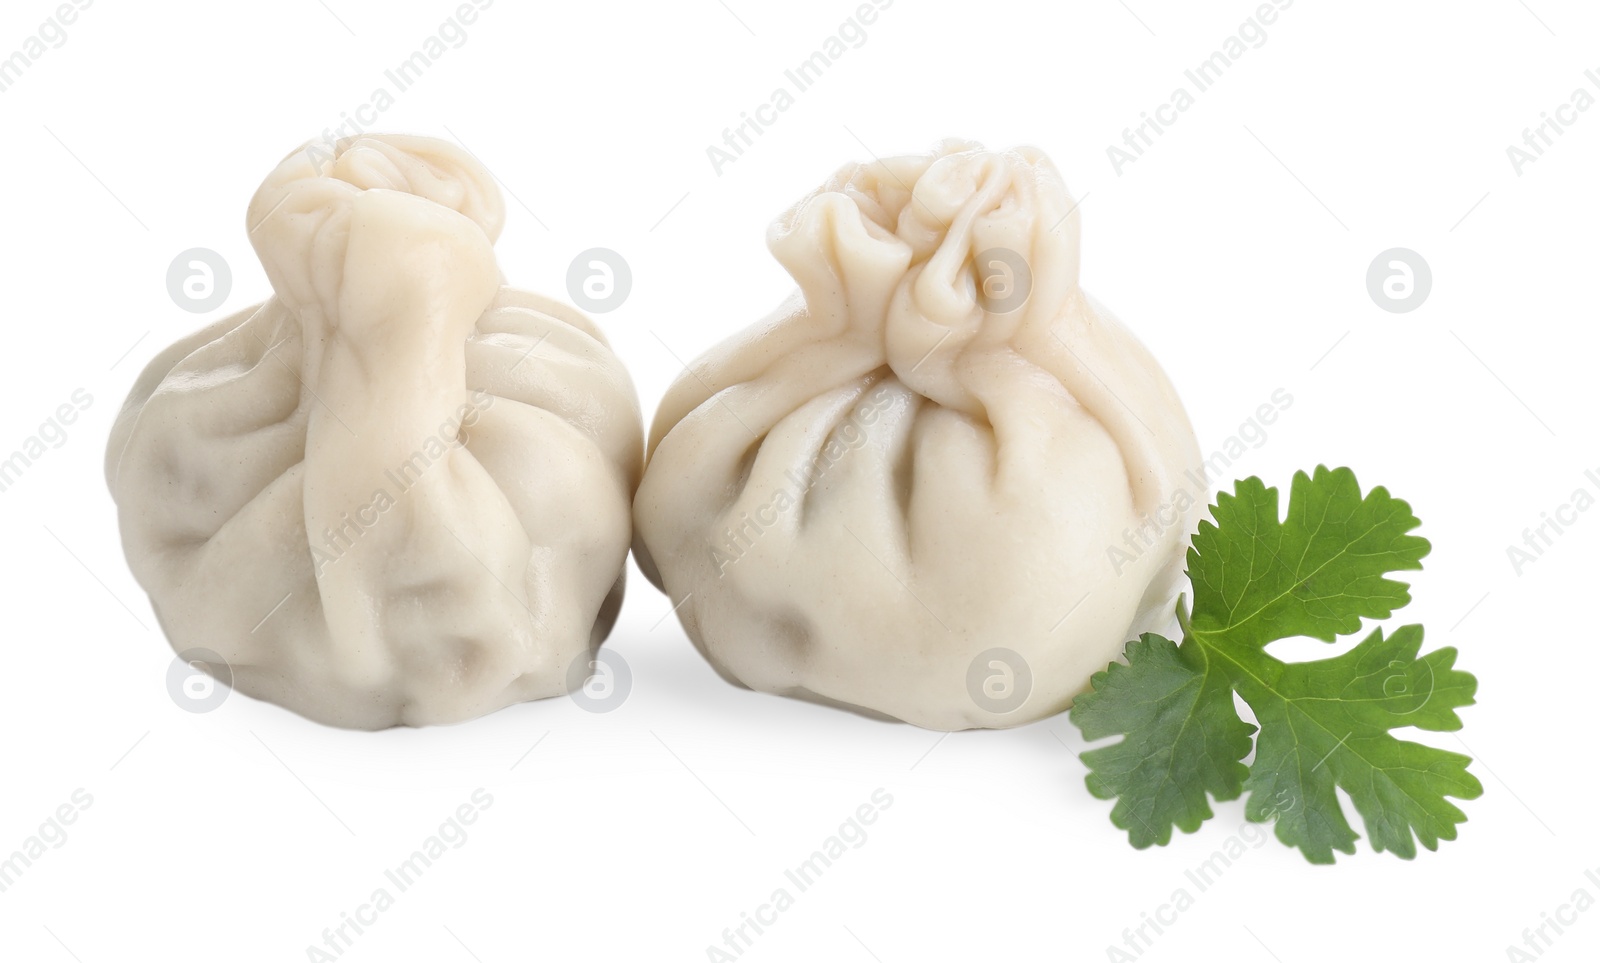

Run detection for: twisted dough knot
[[769, 141, 1083, 416], [243, 135, 506, 330], [251, 134, 504, 237]]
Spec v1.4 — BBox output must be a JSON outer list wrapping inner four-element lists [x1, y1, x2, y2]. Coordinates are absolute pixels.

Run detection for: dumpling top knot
[[768, 141, 1085, 416], [250, 134, 505, 241], [242, 134, 505, 338]]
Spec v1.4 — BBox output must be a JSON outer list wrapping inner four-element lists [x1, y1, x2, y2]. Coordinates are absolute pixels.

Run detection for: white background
[[0, 0, 1593, 960]]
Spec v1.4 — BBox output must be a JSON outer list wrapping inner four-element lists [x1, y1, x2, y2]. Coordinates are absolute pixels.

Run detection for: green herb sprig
[[1071, 466, 1481, 863]]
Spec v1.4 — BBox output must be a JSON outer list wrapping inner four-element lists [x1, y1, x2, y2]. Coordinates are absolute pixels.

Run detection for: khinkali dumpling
[[107, 135, 643, 728], [633, 141, 1202, 730]]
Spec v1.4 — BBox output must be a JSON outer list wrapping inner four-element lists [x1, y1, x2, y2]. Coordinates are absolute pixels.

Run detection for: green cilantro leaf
[[1070, 466, 1481, 863], [1075, 634, 1256, 848], [1188, 467, 1430, 651]]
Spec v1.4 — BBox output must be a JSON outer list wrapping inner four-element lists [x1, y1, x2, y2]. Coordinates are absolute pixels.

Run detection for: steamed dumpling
[[633, 140, 1203, 731], [106, 135, 643, 728]]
